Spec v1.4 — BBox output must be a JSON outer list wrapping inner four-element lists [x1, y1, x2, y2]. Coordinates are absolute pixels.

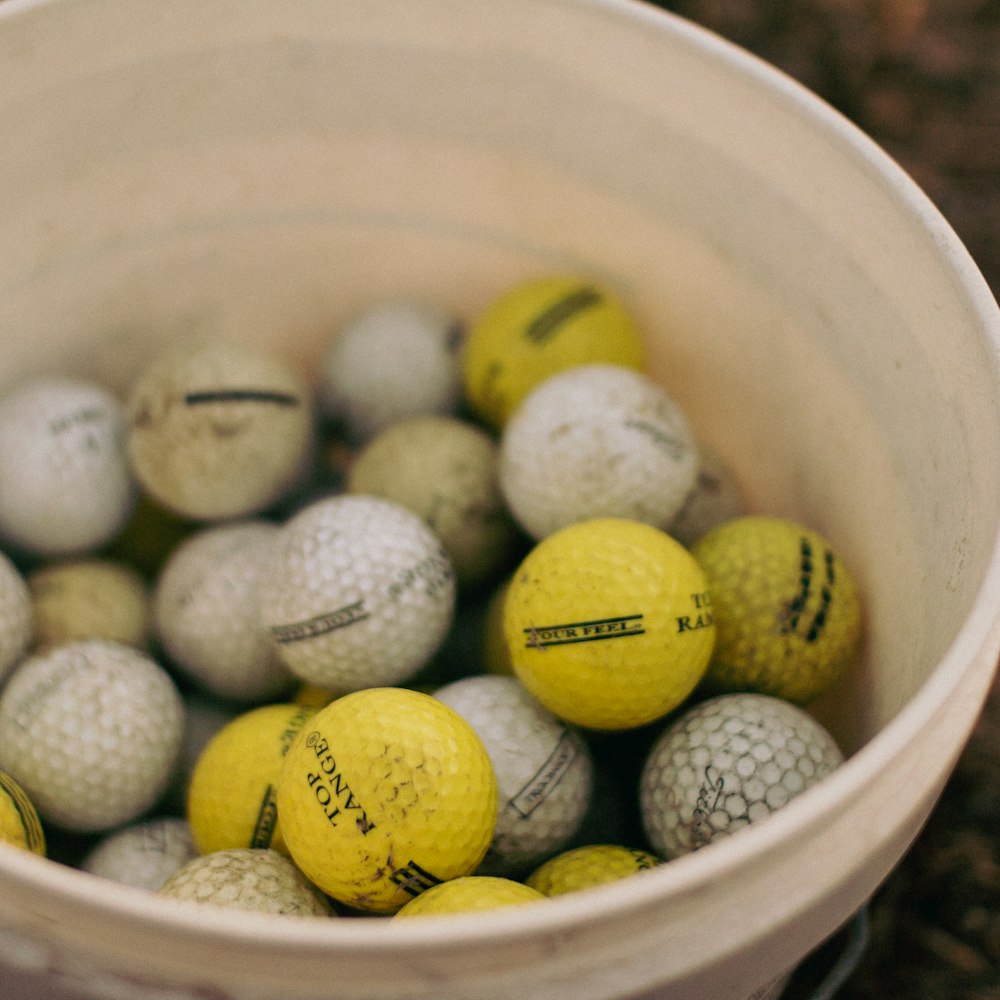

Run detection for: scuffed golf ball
[[258, 495, 456, 691], [158, 848, 333, 916], [500, 364, 698, 541], [434, 675, 593, 875], [81, 816, 197, 891], [640, 693, 843, 859], [0, 641, 183, 832]]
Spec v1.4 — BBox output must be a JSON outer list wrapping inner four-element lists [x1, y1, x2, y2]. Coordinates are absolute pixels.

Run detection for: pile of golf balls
[[0, 275, 863, 963]]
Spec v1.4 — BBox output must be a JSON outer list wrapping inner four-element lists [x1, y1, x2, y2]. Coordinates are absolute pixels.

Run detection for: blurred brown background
[[650, 3, 1000, 999]]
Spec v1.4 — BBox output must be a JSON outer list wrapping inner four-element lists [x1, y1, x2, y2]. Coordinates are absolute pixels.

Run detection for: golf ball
[[258, 495, 456, 691], [639, 693, 844, 859], [0, 376, 136, 557], [320, 301, 463, 441], [81, 816, 197, 891], [393, 876, 545, 918], [504, 518, 715, 729], [0, 551, 32, 684], [526, 844, 659, 896], [277, 687, 497, 913], [463, 275, 645, 428], [499, 363, 699, 540], [691, 516, 863, 703], [0, 640, 183, 833], [667, 443, 745, 547], [434, 675, 593, 875], [158, 848, 333, 916], [154, 520, 293, 702], [0, 769, 46, 856], [126, 338, 313, 521]]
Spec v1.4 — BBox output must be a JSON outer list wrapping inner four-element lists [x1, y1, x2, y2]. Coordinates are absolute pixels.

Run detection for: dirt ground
[[651, 3, 1000, 998]]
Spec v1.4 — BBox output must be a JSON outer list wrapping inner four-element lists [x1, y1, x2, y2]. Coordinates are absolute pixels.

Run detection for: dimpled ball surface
[[348, 415, 518, 587], [434, 675, 593, 875], [0, 641, 183, 832], [28, 559, 150, 652], [0, 376, 136, 557], [320, 302, 463, 441], [500, 364, 699, 541], [0, 770, 46, 855], [126, 338, 313, 521], [81, 816, 197, 891], [258, 495, 456, 691], [187, 703, 316, 857], [463, 276, 645, 428], [691, 516, 863, 703], [154, 520, 292, 702], [393, 876, 545, 918], [277, 688, 497, 914], [158, 848, 332, 916], [640, 693, 844, 859], [504, 518, 715, 730], [0, 551, 32, 683], [526, 844, 659, 896]]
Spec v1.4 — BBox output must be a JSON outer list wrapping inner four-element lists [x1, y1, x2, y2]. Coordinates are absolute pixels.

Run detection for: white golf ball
[[0, 551, 32, 684], [0, 640, 184, 833], [347, 415, 519, 587], [434, 675, 593, 875], [0, 376, 136, 557], [81, 816, 198, 891], [258, 495, 456, 691], [320, 301, 463, 441], [154, 520, 294, 702], [639, 693, 844, 859], [499, 364, 699, 540], [158, 848, 333, 916]]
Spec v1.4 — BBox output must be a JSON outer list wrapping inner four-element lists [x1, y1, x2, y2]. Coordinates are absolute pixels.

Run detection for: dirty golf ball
[[258, 495, 456, 691], [28, 559, 150, 652], [154, 520, 293, 702], [434, 675, 593, 874], [0, 641, 183, 832], [499, 364, 698, 540], [526, 844, 659, 896], [0, 551, 32, 683], [348, 415, 519, 587], [187, 703, 316, 857], [320, 301, 463, 441], [639, 693, 844, 859], [126, 338, 313, 521], [81, 816, 197, 891], [158, 848, 333, 916], [463, 276, 645, 428], [667, 443, 745, 547], [0, 376, 136, 556], [0, 770, 46, 855], [691, 516, 863, 703], [277, 687, 497, 914], [393, 876, 545, 917], [504, 518, 715, 729]]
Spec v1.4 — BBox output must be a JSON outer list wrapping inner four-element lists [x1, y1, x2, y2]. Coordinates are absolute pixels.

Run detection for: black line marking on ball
[[251, 784, 278, 848], [781, 538, 814, 636], [524, 286, 602, 344], [183, 389, 300, 407], [522, 614, 644, 647], [0, 772, 45, 853], [390, 860, 443, 897], [805, 550, 836, 642], [270, 601, 369, 644], [509, 731, 578, 817]]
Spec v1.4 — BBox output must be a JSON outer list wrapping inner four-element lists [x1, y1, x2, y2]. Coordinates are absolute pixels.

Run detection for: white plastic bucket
[[0, 2, 998, 999]]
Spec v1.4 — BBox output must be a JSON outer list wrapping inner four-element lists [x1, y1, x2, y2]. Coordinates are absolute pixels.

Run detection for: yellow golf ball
[[0, 770, 46, 856], [393, 876, 545, 918], [277, 687, 497, 914], [526, 845, 659, 897], [504, 518, 715, 730], [691, 516, 863, 703], [463, 276, 645, 428], [187, 703, 316, 857]]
